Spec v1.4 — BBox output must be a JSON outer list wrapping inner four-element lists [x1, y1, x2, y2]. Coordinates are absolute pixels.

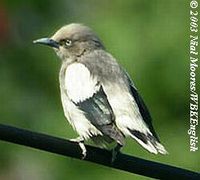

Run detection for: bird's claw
[[70, 137, 87, 159], [111, 144, 122, 163], [79, 141, 87, 159]]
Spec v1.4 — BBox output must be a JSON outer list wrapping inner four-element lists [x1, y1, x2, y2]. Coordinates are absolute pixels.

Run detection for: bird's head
[[33, 23, 104, 61]]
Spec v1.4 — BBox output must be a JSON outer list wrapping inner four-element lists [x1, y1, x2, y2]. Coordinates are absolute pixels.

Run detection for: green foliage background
[[0, 0, 199, 179]]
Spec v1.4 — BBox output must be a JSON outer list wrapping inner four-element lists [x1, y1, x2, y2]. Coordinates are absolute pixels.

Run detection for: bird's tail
[[128, 129, 168, 154]]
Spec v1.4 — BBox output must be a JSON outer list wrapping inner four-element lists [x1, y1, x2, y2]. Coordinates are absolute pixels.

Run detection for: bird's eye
[[65, 39, 72, 46]]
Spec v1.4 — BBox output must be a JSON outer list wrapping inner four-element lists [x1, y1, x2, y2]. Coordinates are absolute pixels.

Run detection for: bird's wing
[[80, 50, 167, 154], [126, 75, 160, 142], [126, 74, 168, 154], [64, 62, 124, 145]]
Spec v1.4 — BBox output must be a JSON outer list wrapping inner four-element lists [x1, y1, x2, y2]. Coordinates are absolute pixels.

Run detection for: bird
[[33, 23, 168, 160]]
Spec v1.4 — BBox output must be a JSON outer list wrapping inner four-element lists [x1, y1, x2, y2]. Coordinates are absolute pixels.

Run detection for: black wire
[[0, 124, 199, 179]]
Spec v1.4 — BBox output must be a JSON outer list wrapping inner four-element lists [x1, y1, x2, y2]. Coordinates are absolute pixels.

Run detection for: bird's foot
[[70, 137, 86, 159], [111, 144, 122, 163]]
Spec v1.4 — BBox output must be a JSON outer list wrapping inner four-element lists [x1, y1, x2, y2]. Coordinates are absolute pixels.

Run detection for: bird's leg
[[111, 143, 123, 163], [70, 137, 86, 159]]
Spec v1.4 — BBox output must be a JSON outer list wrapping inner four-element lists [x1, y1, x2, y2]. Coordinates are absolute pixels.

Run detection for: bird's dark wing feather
[[129, 83, 160, 142], [74, 86, 124, 145]]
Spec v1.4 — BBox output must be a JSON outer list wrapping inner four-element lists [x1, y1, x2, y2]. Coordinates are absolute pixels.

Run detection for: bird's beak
[[33, 38, 59, 49]]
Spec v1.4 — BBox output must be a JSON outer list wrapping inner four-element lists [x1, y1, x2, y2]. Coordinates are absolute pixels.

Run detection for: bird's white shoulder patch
[[65, 63, 99, 103]]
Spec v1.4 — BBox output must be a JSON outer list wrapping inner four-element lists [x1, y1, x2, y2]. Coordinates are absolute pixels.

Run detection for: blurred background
[[0, 0, 199, 179]]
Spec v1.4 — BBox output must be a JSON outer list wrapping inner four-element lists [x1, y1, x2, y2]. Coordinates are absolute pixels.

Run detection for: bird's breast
[[58, 62, 102, 139]]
